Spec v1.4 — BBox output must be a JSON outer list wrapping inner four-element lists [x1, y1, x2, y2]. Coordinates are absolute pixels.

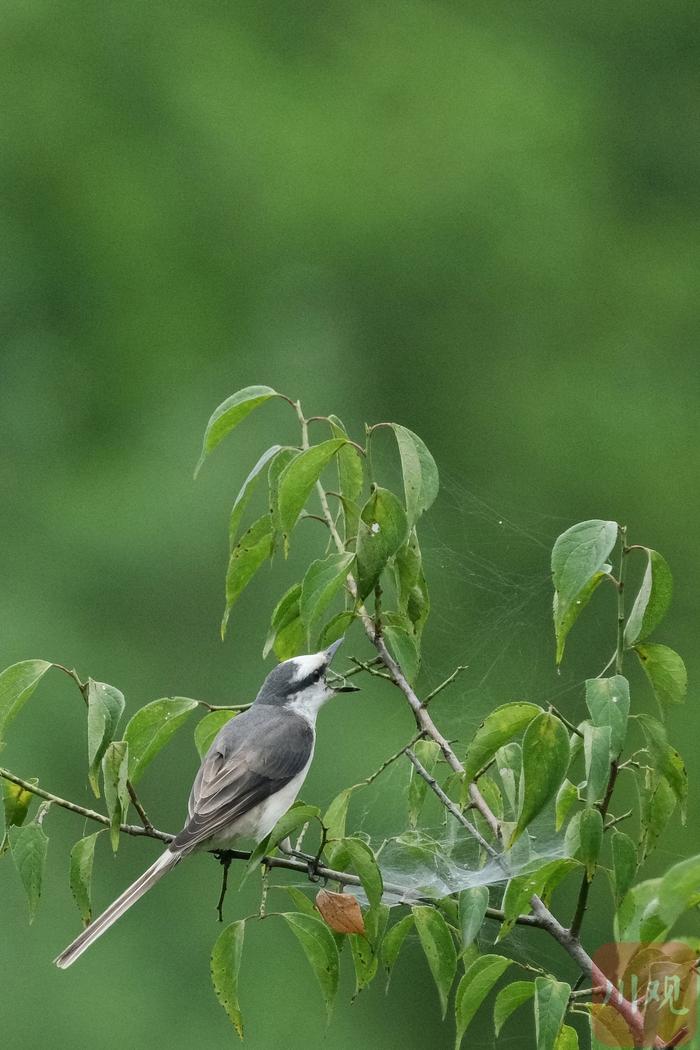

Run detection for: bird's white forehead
[[290, 652, 326, 681]]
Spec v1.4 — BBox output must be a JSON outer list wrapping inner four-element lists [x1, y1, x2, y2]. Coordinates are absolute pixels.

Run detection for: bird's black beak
[[323, 637, 360, 692]]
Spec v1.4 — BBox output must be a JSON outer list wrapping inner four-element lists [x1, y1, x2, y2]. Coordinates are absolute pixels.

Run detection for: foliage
[[0, 385, 694, 1049]]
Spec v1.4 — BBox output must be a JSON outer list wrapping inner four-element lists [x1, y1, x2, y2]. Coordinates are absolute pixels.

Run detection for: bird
[[54, 638, 358, 969]]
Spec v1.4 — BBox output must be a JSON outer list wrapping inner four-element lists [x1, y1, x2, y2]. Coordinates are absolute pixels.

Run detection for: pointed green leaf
[[579, 807, 603, 880], [268, 447, 299, 539], [464, 703, 542, 784], [70, 831, 103, 926], [458, 886, 489, 952], [277, 439, 347, 540], [194, 710, 237, 759], [333, 837, 383, 910], [494, 981, 535, 1035], [263, 582, 306, 660], [9, 817, 49, 922], [585, 676, 629, 758], [381, 912, 415, 991], [511, 713, 570, 844], [634, 643, 687, 707], [552, 520, 618, 664], [408, 740, 441, 827], [281, 912, 340, 1019], [228, 444, 285, 548], [554, 570, 607, 664], [355, 487, 410, 599], [124, 697, 199, 783], [285, 886, 317, 916], [656, 853, 700, 928], [221, 514, 274, 637], [349, 903, 389, 997], [211, 919, 246, 1038], [624, 548, 673, 647], [102, 740, 129, 852], [195, 385, 281, 476], [322, 787, 358, 865], [555, 1025, 579, 1050], [555, 779, 578, 831], [499, 859, 579, 939], [615, 877, 667, 943], [583, 724, 612, 805], [455, 954, 512, 1049], [412, 905, 458, 1018], [3, 778, 37, 839], [0, 659, 52, 744], [639, 773, 676, 859], [636, 714, 688, 819], [534, 977, 571, 1050], [300, 552, 355, 636], [87, 679, 125, 797], [390, 423, 440, 524], [317, 611, 354, 649], [328, 415, 363, 534], [611, 831, 638, 906], [242, 803, 320, 883], [384, 621, 421, 683]]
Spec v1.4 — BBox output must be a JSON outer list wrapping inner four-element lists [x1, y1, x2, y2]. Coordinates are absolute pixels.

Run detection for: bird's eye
[[312, 668, 323, 683]]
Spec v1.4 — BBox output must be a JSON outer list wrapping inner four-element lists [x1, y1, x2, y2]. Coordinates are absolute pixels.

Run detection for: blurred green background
[[2, 1, 699, 1047]]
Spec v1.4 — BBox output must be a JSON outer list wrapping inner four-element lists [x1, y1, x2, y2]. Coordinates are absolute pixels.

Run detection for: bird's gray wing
[[171, 706, 314, 853]]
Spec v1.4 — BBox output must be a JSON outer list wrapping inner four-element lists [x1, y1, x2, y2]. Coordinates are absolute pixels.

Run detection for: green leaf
[[458, 886, 489, 952], [583, 724, 612, 805], [101, 740, 129, 852], [585, 676, 629, 759], [228, 444, 285, 548], [553, 569, 607, 665], [333, 837, 383, 910], [636, 714, 688, 819], [317, 611, 354, 649], [69, 831, 103, 926], [322, 787, 358, 866], [464, 703, 542, 783], [555, 779, 578, 831], [281, 912, 340, 1019], [455, 954, 512, 1049], [242, 803, 320, 883], [86, 679, 125, 797], [349, 904, 389, 997], [355, 487, 410, 600], [285, 886, 318, 917], [639, 773, 676, 860], [624, 548, 673, 647], [3, 778, 37, 839], [395, 530, 431, 637], [408, 740, 441, 827], [615, 878, 667, 942], [194, 710, 237, 759], [277, 439, 347, 540], [656, 853, 700, 929], [221, 514, 274, 637], [511, 713, 570, 845], [328, 417, 363, 498], [390, 423, 440, 524], [534, 977, 571, 1050], [494, 981, 535, 1035], [499, 859, 579, 939], [0, 659, 52, 745], [579, 807, 603, 880], [634, 643, 687, 707], [384, 619, 421, 683], [195, 385, 281, 477], [381, 912, 415, 991], [124, 697, 199, 783], [555, 1025, 579, 1050], [263, 582, 306, 660], [551, 519, 618, 664], [300, 552, 355, 637], [9, 817, 49, 922], [412, 905, 458, 1018], [211, 919, 246, 1038], [268, 447, 299, 539], [611, 831, 638, 906]]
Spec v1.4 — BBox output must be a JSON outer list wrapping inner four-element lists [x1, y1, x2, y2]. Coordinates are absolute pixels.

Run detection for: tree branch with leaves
[[1, 385, 694, 1049]]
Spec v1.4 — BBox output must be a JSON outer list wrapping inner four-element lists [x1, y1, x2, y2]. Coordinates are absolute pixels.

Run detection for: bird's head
[[255, 638, 359, 718]]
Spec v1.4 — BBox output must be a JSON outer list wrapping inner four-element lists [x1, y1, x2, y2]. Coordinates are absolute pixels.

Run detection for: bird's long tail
[[54, 848, 181, 969]]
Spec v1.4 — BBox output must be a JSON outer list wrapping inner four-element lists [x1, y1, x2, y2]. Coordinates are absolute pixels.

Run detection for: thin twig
[[423, 665, 468, 707], [548, 704, 584, 739]]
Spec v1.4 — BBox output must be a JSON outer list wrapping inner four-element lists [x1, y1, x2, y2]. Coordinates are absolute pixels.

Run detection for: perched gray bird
[[54, 639, 357, 969]]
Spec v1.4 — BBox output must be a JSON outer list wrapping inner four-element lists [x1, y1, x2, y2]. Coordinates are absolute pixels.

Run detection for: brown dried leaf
[[315, 889, 366, 935]]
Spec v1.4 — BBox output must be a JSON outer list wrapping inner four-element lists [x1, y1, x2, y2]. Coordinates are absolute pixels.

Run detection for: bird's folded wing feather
[[171, 707, 314, 853]]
